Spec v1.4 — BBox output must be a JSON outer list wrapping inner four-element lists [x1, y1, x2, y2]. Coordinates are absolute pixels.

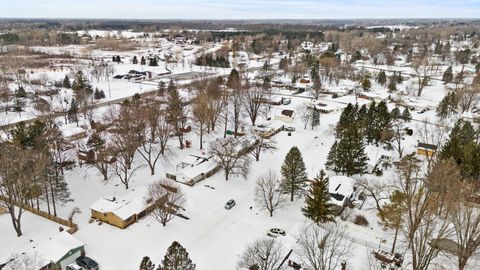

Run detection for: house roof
[[417, 142, 438, 150], [1, 232, 84, 269], [328, 176, 355, 206], [90, 186, 150, 220], [281, 110, 294, 117]]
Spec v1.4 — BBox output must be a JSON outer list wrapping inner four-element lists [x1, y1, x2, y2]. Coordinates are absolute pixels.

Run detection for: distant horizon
[[2, 0, 480, 20]]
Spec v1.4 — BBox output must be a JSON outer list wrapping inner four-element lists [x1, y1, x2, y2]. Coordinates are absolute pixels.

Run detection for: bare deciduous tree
[[356, 178, 391, 213], [210, 138, 250, 181], [254, 171, 286, 217], [394, 154, 452, 270], [297, 223, 351, 270], [237, 237, 287, 270], [250, 135, 277, 162], [449, 185, 480, 270], [412, 56, 438, 97], [456, 84, 480, 114], [147, 179, 185, 227], [244, 87, 264, 126]]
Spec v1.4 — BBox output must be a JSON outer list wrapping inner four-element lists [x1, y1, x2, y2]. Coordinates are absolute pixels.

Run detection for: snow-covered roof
[[1, 231, 84, 268], [60, 126, 86, 138], [315, 100, 348, 112], [90, 186, 150, 220], [179, 159, 219, 180], [328, 176, 355, 206]]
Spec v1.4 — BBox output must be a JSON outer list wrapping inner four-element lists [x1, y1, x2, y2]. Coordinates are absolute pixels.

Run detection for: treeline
[[195, 54, 230, 68], [0, 30, 81, 46]]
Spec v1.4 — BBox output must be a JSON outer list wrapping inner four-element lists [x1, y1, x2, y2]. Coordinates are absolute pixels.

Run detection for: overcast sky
[[1, 0, 479, 19]]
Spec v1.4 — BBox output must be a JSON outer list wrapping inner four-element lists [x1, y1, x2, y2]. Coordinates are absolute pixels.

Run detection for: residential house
[[328, 176, 355, 215], [274, 109, 295, 123], [166, 155, 220, 186], [0, 232, 85, 270], [416, 142, 438, 157], [90, 186, 158, 229]]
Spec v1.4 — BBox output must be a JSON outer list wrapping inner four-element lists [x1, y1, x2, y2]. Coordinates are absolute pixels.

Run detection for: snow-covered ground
[[1, 28, 479, 270]]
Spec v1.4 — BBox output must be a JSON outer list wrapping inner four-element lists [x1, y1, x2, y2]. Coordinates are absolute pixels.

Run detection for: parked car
[[267, 228, 286, 237], [284, 126, 295, 132], [66, 264, 83, 270], [417, 108, 430, 114], [282, 98, 292, 105], [225, 199, 236, 210], [76, 256, 99, 270]]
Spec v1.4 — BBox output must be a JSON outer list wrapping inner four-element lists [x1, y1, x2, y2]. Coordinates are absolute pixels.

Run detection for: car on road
[[284, 126, 295, 132], [66, 264, 83, 270], [225, 199, 236, 209], [75, 256, 99, 270], [267, 228, 286, 237], [417, 108, 430, 114]]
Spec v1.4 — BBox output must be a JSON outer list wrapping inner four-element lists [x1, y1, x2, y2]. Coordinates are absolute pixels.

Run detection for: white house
[[328, 176, 355, 214], [166, 155, 220, 186]]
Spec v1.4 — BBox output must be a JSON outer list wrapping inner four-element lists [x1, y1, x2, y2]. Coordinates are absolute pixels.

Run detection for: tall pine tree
[[158, 241, 196, 270], [302, 170, 336, 224], [280, 146, 308, 201], [326, 124, 368, 176], [139, 256, 155, 270]]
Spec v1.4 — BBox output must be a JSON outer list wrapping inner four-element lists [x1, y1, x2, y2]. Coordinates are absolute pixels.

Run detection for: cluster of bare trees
[[90, 87, 176, 188], [237, 223, 351, 270], [377, 154, 480, 270]]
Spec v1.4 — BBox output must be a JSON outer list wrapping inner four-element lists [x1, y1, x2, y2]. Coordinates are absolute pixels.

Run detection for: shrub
[[353, 215, 369, 226]]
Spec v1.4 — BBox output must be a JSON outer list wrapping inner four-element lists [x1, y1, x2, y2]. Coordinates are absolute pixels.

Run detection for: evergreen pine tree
[[302, 170, 336, 224], [158, 241, 196, 270], [336, 103, 357, 135], [100, 90, 106, 99], [442, 66, 453, 84], [71, 71, 93, 94], [396, 72, 403, 84], [149, 57, 158, 66], [141, 56, 146, 65], [328, 125, 368, 176], [116, 55, 121, 63], [310, 106, 320, 130], [280, 146, 308, 201], [401, 107, 412, 122], [226, 69, 241, 89], [436, 92, 457, 120], [112, 56, 116, 62], [361, 76, 372, 91], [440, 120, 476, 165], [67, 98, 79, 126], [325, 141, 338, 171], [139, 256, 155, 270], [377, 70, 387, 86], [94, 88, 102, 100], [390, 107, 401, 120], [63, 75, 71, 88], [132, 56, 138, 64], [387, 77, 397, 92]]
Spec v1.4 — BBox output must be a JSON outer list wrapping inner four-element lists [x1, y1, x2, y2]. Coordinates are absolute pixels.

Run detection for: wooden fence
[[0, 195, 78, 234]]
